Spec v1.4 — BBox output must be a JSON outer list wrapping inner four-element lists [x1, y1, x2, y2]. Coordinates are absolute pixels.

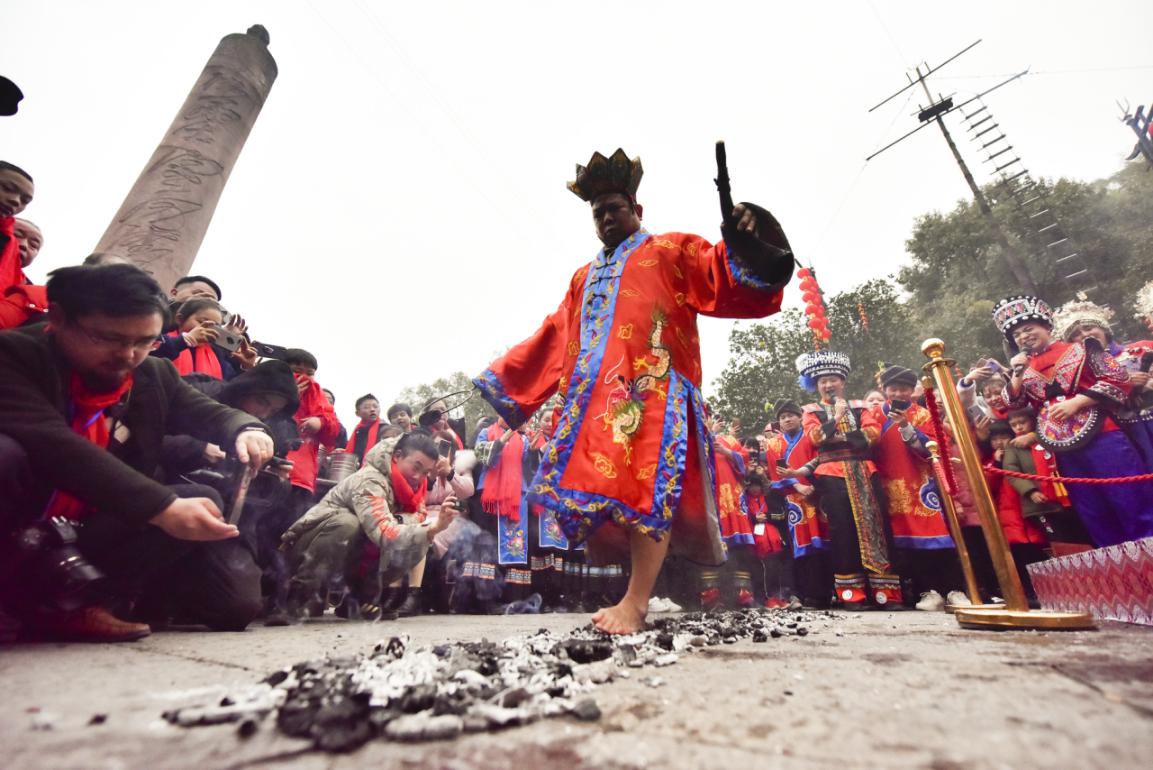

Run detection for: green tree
[[712, 279, 916, 431], [715, 162, 1153, 435], [393, 371, 494, 443]]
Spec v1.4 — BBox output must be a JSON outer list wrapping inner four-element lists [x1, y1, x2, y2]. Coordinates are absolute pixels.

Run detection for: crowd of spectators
[[3, 154, 1152, 643]]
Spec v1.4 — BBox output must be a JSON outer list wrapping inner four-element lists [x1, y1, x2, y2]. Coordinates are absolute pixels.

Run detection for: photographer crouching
[[0, 264, 275, 642]]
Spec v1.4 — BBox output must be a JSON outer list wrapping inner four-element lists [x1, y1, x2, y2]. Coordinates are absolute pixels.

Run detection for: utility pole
[[867, 42, 1039, 295], [913, 64, 1039, 294]]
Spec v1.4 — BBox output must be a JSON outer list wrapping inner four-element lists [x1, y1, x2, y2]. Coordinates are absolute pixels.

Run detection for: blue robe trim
[[473, 368, 526, 429]]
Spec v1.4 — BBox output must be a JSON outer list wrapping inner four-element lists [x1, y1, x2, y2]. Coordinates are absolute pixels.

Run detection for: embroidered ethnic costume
[[994, 295, 1153, 547], [473, 149, 791, 567], [796, 351, 901, 607]]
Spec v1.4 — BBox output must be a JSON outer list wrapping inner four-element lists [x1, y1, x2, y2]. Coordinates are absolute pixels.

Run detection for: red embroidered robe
[[474, 229, 787, 564], [872, 402, 954, 549]]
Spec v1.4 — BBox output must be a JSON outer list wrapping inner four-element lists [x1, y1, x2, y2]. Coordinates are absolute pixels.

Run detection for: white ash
[[161, 608, 839, 752]]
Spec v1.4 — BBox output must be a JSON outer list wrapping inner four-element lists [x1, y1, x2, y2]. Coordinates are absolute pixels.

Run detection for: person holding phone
[[151, 297, 252, 381], [280, 431, 459, 620], [389, 431, 476, 617], [871, 366, 965, 611]]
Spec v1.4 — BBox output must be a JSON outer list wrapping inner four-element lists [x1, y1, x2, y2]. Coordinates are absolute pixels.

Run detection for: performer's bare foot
[[591, 596, 648, 634]]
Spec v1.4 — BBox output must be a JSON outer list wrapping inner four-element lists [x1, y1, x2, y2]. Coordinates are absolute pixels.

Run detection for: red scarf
[[481, 422, 525, 522], [0, 216, 23, 295], [168, 331, 223, 379], [346, 419, 381, 462], [390, 459, 427, 513], [45, 372, 135, 520]]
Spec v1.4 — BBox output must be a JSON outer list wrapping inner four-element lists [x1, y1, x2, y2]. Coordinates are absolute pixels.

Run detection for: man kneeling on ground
[[0, 264, 275, 642], [279, 431, 459, 621]]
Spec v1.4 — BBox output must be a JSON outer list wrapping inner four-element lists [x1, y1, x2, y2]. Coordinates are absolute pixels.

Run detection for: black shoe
[[396, 588, 422, 618]]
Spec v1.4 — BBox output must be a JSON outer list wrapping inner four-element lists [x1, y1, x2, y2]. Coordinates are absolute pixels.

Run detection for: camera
[[13, 517, 104, 611]]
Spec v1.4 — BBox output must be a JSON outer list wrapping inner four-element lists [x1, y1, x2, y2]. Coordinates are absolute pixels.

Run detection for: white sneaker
[[946, 590, 972, 607], [915, 590, 945, 611], [662, 598, 683, 612]]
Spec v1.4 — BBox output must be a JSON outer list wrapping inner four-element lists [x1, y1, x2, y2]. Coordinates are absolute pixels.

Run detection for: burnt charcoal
[[276, 700, 318, 737], [572, 699, 601, 721], [369, 707, 401, 730], [164, 607, 839, 751], [396, 683, 437, 713], [561, 639, 614, 664], [264, 670, 289, 687], [312, 697, 373, 753], [499, 687, 533, 709], [432, 691, 470, 716]]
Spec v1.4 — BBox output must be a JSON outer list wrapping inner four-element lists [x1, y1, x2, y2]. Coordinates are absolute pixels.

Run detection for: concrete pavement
[[1, 611, 1151, 769]]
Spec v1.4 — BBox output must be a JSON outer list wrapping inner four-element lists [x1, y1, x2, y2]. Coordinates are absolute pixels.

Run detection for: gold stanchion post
[[923, 436, 992, 610], [921, 338, 1095, 630]]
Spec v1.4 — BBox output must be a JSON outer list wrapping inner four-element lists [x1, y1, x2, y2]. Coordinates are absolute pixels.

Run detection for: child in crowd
[[1001, 408, 1092, 549], [152, 297, 247, 380], [745, 473, 794, 608]]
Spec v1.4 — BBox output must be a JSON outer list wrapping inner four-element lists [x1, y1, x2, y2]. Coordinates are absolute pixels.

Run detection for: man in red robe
[[473, 149, 793, 633], [871, 365, 961, 608]]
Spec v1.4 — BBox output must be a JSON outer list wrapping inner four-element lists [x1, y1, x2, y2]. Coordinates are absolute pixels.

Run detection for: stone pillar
[[93, 25, 277, 292]]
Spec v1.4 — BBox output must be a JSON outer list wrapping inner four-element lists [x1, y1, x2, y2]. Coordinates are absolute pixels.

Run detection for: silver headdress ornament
[[1052, 292, 1115, 342], [1135, 281, 1153, 324], [795, 350, 851, 391]]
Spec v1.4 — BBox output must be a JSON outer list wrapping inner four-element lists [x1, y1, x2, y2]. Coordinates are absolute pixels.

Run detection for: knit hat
[[218, 360, 300, 419]]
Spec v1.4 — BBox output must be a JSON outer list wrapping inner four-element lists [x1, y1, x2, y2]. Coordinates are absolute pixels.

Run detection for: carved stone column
[[93, 25, 277, 292]]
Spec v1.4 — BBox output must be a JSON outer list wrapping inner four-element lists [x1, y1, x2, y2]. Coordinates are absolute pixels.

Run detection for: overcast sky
[[3, 1, 1151, 429]]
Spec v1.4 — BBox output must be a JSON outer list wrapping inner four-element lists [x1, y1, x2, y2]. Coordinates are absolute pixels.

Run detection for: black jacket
[[0, 324, 264, 525]]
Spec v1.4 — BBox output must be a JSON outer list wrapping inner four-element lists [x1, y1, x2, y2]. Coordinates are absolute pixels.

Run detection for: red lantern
[[807, 318, 822, 330]]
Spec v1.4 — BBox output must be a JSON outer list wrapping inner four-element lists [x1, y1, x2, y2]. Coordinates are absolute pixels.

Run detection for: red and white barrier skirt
[[1027, 537, 1153, 626]]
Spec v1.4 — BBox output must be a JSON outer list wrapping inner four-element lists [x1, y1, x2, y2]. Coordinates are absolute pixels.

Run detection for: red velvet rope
[[984, 465, 1153, 485], [922, 386, 963, 496], [921, 381, 1153, 486]]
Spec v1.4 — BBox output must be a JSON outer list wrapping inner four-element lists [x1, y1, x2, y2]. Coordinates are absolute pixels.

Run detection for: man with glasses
[[0, 263, 275, 642]]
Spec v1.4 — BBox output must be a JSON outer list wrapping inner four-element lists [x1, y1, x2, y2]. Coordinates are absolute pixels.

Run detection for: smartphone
[[214, 328, 243, 353], [436, 438, 452, 458], [890, 398, 911, 411], [985, 359, 1003, 374], [776, 459, 788, 469], [252, 341, 290, 360]]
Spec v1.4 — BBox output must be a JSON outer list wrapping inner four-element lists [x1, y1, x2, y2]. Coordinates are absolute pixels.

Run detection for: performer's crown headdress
[[567, 148, 643, 202], [1052, 293, 1114, 342], [1134, 280, 1153, 324], [992, 295, 1054, 342], [795, 351, 851, 392]]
